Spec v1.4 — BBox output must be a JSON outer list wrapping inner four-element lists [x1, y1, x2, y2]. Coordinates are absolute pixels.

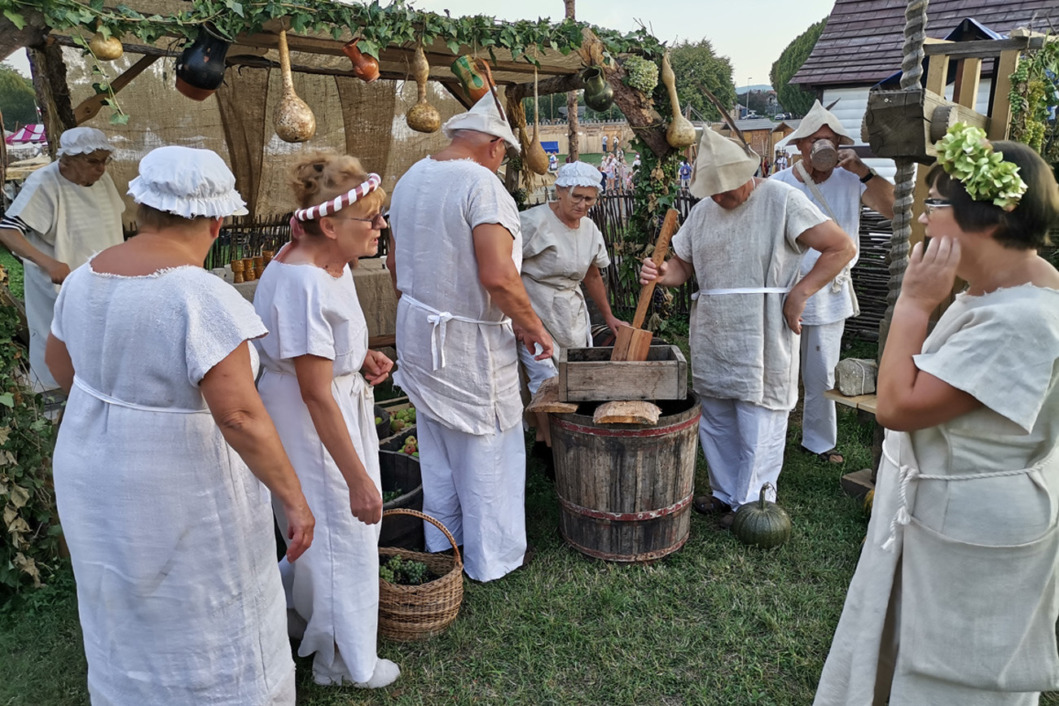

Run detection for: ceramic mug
[[810, 139, 838, 171]]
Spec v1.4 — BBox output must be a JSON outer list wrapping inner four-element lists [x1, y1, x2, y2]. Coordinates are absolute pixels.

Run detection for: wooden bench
[[824, 388, 877, 416]]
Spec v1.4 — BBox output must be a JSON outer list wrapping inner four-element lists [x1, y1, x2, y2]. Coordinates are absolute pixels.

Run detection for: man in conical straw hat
[[641, 128, 855, 528], [773, 99, 895, 466], [388, 92, 552, 582]]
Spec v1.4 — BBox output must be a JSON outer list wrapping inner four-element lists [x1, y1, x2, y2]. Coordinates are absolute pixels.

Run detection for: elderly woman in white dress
[[45, 146, 315, 704], [815, 129, 1059, 705], [254, 152, 399, 689], [519, 161, 623, 468]]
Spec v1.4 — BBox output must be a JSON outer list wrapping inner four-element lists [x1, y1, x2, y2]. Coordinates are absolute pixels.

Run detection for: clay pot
[[343, 38, 380, 83], [661, 52, 696, 148], [273, 30, 316, 143], [581, 67, 614, 113], [451, 55, 494, 103], [175, 25, 231, 101], [406, 45, 441, 133]]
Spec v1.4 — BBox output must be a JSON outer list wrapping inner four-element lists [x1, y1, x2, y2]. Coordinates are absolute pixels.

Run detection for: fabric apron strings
[[401, 294, 510, 371], [73, 375, 210, 415], [880, 441, 1043, 551], [692, 287, 791, 299]]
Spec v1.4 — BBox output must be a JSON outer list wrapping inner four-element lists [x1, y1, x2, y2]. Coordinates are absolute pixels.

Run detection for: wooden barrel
[[550, 393, 699, 562]]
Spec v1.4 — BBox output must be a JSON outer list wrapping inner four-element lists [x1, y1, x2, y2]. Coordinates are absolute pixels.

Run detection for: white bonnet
[[554, 161, 602, 189], [128, 146, 248, 218], [56, 127, 114, 157], [442, 93, 520, 152]]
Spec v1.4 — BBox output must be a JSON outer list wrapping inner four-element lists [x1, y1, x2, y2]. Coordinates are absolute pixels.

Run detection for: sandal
[[693, 494, 732, 515], [718, 511, 737, 530], [800, 446, 844, 464]]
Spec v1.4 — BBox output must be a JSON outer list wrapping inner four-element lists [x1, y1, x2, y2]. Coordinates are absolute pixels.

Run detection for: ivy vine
[[3, 0, 665, 66]]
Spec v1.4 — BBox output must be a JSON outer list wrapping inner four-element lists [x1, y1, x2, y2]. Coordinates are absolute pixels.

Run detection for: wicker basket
[[378, 509, 463, 641]]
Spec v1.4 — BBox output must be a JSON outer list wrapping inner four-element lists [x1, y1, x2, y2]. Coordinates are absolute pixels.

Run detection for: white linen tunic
[[254, 258, 383, 685], [672, 179, 825, 411], [51, 263, 294, 705], [519, 203, 610, 351], [389, 157, 523, 435], [815, 286, 1059, 705], [771, 166, 863, 325], [5, 162, 124, 389]]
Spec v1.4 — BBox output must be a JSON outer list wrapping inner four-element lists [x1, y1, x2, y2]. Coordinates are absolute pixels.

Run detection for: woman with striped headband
[[254, 151, 399, 689]]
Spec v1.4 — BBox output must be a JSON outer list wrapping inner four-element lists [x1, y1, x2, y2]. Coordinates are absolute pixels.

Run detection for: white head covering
[[786, 100, 854, 146], [128, 146, 249, 218], [56, 127, 113, 157], [688, 128, 760, 198], [554, 161, 601, 189], [441, 92, 520, 152]]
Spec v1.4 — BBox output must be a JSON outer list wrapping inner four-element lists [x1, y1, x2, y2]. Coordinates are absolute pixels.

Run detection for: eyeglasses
[[923, 198, 952, 216], [81, 156, 113, 167], [330, 213, 388, 229], [565, 194, 598, 207]]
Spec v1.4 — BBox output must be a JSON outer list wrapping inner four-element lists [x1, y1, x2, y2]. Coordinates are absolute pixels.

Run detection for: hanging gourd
[[342, 38, 381, 83], [451, 56, 495, 103], [273, 30, 316, 143], [522, 66, 549, 175], [405, 44, 441, 133], [175, 25, 231, 101], [661, 52, 696, 149], [730, 484, 792, 549], [581, 66, 614, 113], [88, 29, 123, 61]]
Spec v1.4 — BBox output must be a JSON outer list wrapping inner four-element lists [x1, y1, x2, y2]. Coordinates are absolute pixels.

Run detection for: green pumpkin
[[731, 484, 791, 548]]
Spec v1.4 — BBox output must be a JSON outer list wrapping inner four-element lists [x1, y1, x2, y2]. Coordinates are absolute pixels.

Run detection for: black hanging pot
[[581, 66, 614, 113], [175, 25, 231, 101]]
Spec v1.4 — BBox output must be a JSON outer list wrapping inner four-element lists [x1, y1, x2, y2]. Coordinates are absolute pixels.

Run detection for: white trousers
[[24, 262, 58, 390], [799, 321, 844, 454], [417, 412, 527, 582], [698, 396, 788, 509], [517, 342, 559, 396]]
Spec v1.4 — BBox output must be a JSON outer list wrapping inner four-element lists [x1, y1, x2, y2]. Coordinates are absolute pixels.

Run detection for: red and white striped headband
[[293, 173, 381, 221]]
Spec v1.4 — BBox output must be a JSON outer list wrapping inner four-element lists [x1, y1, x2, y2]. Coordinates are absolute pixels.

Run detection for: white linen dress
[[51, 262, 294, 705], [5, 162, 124, 389], [815, 285, 1059, 705], [253, 257, 383, 685]]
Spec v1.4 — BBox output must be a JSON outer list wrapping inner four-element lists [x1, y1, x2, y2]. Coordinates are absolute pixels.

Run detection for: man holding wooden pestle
[[640, 128, 854, 528], [772, 100, 894, 466], [388, 93, 553, 581]]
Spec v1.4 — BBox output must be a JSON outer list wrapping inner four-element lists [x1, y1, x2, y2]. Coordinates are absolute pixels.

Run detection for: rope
[[881, 0, 930, 351]]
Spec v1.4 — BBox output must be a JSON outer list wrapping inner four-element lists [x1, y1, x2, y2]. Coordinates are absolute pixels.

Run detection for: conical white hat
[[689, 128, 760, 198], [786, 100, 854, 146], [442, 92, 520, 152]]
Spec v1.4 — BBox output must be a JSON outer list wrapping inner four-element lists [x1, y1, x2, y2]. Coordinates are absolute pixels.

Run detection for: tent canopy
[[5, 124, 46, 144]]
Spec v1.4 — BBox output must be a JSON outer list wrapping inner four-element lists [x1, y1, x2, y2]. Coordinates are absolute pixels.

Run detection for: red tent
[[5, 124, 46, 145]]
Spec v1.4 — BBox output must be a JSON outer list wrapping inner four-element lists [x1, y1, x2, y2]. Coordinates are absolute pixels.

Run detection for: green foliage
[[0, 62, 36, 133], [936, 122, 1028, 210], [668, 38, 735, 122], [769, 17, 828, 118], [1009, 36, 1059, 165], [0, 253, 24, 301], [0, 302, 60, 599], [379, 554, 433, 586], [622, 55, 658, 95], [621, 137, 680, 299]]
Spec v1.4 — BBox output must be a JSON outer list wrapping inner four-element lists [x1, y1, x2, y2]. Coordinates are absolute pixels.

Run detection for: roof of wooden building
[[792, 0, 1058, 88]]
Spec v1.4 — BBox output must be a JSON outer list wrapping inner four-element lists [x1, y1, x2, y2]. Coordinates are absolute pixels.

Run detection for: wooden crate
[[557, 345, 687, 402]]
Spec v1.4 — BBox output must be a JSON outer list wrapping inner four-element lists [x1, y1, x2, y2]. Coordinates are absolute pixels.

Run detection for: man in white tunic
[[388, 94, 554, 582], [640, 128, 855, 527], [772, 101, 894, 464], [0, 127, 124, 390]]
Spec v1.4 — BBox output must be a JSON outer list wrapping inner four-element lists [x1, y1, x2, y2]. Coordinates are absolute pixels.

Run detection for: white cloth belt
[[692, 287, 791, 299], [880, 443, 1039, 552], [401, 294, 510, 371], [73, 375, 210, 415]]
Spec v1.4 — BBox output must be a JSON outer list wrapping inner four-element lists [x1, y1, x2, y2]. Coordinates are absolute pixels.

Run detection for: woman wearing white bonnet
[[0, 125, 125, 390], [519, 160, 624, 473], [45, 145, 314, 704]]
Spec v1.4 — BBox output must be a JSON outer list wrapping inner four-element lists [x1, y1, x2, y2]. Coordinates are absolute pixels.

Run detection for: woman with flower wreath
[[815, 126, 1059, 705]]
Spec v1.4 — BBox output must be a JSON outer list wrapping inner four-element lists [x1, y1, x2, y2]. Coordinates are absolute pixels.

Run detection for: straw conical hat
[[786, 100, 854, 146], [689, 128, 759, 198]]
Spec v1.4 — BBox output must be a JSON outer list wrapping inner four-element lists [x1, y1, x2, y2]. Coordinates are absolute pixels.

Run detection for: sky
[[5, 0, 836, 87]]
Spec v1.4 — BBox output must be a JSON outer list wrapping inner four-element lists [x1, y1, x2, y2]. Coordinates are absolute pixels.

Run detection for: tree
[[0, 62, 37, 132], [769, 17, 827, 118], [668, 39, 735, 122]]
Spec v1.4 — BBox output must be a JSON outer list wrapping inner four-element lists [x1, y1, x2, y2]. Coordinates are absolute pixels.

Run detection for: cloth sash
[[692, 287, 790, 298], [401, 294, 510, 371], [73, 375, 210, 415]]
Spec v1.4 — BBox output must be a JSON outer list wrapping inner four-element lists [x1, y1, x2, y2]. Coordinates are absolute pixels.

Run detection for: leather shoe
[[692, 494, 732, 515]]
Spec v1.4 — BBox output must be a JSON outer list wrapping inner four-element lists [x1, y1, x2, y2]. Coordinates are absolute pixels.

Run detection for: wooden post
[[28, 36, 76, 161], [989, 48, 1019, 141], [564, 0, 579, 160]]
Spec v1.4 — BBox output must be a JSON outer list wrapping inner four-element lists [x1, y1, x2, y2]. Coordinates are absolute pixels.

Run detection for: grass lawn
[[3, 333, 1059, 704]]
